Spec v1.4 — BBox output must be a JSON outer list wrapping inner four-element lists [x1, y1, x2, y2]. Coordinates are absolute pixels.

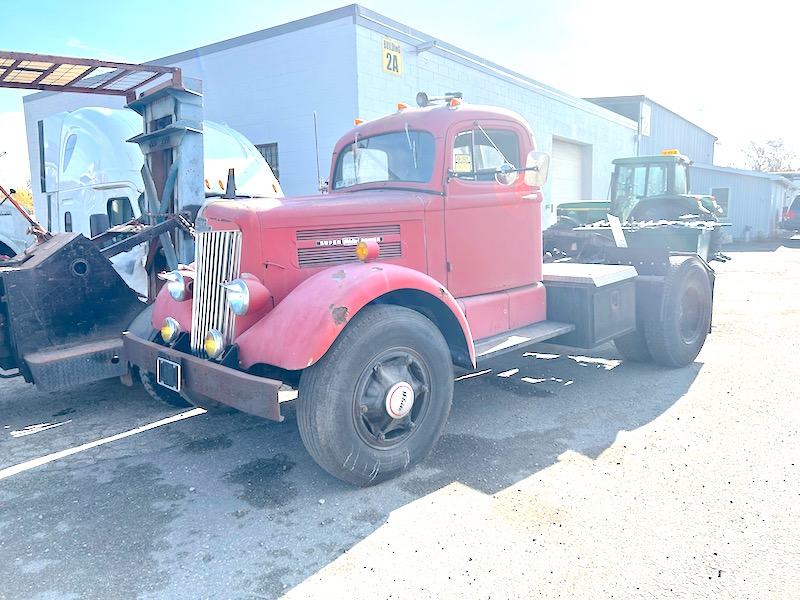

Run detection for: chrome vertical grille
[[190, 229, 242, 356]]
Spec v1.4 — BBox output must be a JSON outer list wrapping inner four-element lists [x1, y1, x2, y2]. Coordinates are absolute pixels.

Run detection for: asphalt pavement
[[0, 240, 798, 599]]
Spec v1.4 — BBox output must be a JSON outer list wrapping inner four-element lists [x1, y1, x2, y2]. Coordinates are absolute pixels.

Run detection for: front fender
[[235, 262, 475, 371]]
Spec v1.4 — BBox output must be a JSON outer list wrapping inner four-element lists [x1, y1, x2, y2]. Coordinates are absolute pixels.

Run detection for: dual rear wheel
[[614, 256, 712, 367]]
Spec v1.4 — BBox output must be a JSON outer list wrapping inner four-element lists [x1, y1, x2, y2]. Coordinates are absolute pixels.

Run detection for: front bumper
[[123, 332, 284, 421]]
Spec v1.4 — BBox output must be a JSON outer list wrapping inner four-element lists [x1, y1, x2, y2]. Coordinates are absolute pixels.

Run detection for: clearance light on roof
[[397, 102, 410, 111], [354, 118, 365, 125], [205, 178, 211, 190], [662, 149, 680, 155], [449, 97, 463, 108]]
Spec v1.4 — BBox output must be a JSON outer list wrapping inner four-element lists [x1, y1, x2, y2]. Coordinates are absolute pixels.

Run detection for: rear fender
[[235, 262, 475, 371]]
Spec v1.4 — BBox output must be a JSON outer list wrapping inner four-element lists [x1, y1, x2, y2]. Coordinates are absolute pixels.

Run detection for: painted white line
[[0, 407, 207, 481], [454, 369, 492, 381], [11, 420, 72, 438]]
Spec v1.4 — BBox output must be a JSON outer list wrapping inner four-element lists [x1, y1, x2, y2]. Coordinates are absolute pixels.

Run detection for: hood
[[201, 188, 430, 232]]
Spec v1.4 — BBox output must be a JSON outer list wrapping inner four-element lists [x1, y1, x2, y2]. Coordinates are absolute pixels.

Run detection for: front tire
[[139, 368, 192, 408], [297, 305, 454, 486], [645, 256, 712, 367]]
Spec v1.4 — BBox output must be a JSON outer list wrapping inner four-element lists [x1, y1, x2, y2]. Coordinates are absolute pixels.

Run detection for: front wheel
[[297, 305, 454, 486], [139, 368, 192, 408]]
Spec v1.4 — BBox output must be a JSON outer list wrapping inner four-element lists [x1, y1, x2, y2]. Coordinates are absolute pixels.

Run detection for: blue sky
[[1, 0, 797, 188]]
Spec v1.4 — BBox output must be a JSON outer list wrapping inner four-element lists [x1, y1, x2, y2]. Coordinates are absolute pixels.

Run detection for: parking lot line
[[0, 407, 207, 480]]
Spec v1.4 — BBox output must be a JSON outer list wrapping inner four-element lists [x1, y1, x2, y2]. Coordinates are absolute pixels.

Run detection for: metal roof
[[0, 51, 180, 101]]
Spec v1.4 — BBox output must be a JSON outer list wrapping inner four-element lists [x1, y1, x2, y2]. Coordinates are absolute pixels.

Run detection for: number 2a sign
[[382, 36, 403, 77]]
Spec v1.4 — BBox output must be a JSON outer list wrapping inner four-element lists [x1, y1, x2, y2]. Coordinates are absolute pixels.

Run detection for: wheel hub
[[385, 381, 415, 419]]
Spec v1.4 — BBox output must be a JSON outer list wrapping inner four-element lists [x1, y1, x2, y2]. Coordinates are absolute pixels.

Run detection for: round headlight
[[222, 279, 250, 316], [204, 329, 225, 359], [160, 317, 181, 344], [159, 270, 188, 302]]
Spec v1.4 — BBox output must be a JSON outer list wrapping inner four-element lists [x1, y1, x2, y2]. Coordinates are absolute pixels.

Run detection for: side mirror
[[494, 163, 518, 186], [524, 151, 550, 186]]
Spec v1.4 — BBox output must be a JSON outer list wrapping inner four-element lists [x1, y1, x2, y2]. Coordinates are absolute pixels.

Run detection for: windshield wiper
[[404, 123, 417, 169]]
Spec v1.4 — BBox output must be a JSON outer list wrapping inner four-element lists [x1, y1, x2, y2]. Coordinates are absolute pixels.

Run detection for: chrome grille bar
[[190, 229, 242, 355]]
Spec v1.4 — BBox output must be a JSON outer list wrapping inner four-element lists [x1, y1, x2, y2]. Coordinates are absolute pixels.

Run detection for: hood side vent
[[296, 224, 402, 269]]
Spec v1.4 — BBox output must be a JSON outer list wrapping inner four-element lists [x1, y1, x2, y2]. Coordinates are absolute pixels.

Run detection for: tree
[[742, 139, 796, 172], [7, 182, 34, 215]]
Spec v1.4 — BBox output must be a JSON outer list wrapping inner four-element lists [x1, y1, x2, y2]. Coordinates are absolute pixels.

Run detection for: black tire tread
[[139, 368, 192, 408]]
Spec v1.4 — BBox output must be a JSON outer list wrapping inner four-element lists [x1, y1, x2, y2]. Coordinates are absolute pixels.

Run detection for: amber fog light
[[204, 329, 225, 359], [160, 317, 181, 344]]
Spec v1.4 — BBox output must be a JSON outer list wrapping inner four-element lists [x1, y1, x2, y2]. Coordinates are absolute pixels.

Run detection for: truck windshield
[[332, 130, 435, 190]]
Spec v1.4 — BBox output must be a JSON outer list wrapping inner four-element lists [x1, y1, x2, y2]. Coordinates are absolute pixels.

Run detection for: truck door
[[443, 123, 540, 298]]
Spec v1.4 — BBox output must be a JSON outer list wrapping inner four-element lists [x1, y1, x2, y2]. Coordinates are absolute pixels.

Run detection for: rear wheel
[[645, 256, 712, 367], [297, 305, 453, 486]]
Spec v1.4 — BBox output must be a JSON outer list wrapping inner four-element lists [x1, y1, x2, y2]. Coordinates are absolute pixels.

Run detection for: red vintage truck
[[123, 96, 714, 486]]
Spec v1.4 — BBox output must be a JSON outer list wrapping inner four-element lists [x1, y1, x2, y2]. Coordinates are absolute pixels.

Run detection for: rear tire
[[297, 305, 453, 486], [645, 256, 712, 367]]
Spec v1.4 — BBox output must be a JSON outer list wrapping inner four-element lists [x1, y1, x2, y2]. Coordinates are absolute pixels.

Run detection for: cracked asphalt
[[0, 241, 798, 599]]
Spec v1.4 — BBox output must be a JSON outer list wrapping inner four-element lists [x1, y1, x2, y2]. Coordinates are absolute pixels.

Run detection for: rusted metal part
[[0, 50, 181, 102], [331, 306, 349, 325], [24, 337, 128, 391], [0, 232, 143, 384], [93, 217, 184, 259], [123, 333, 284, 422], [0, 183, 50, 242]]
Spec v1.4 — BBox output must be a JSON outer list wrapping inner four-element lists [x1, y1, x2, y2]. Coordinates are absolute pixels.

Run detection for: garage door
[[551, 139, 584, 203]]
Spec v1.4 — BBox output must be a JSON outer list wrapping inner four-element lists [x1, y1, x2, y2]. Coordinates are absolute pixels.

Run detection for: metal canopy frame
[[0, 50, 180, 102]]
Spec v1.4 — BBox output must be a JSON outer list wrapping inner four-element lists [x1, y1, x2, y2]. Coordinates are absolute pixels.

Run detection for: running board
[[474, 320, 575, 364]]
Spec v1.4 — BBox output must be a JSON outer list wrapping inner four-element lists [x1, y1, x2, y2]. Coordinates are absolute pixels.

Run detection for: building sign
[[382, 36, 403, 77]]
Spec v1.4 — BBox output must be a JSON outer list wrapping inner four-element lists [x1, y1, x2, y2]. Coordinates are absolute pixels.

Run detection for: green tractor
[[547, 151, 727, 263]]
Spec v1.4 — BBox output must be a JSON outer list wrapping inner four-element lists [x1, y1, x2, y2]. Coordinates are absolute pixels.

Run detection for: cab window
[[452, 129, 520, 181]]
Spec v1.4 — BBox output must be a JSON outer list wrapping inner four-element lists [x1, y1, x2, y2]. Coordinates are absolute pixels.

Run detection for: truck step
[[474, 320, 575, 364]]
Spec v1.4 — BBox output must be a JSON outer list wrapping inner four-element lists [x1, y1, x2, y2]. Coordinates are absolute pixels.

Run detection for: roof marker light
[[397, 102, 410, 111], [662, 149, 680, 155], [354, 118, 365, 125], [449, 97, 463, 107]]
